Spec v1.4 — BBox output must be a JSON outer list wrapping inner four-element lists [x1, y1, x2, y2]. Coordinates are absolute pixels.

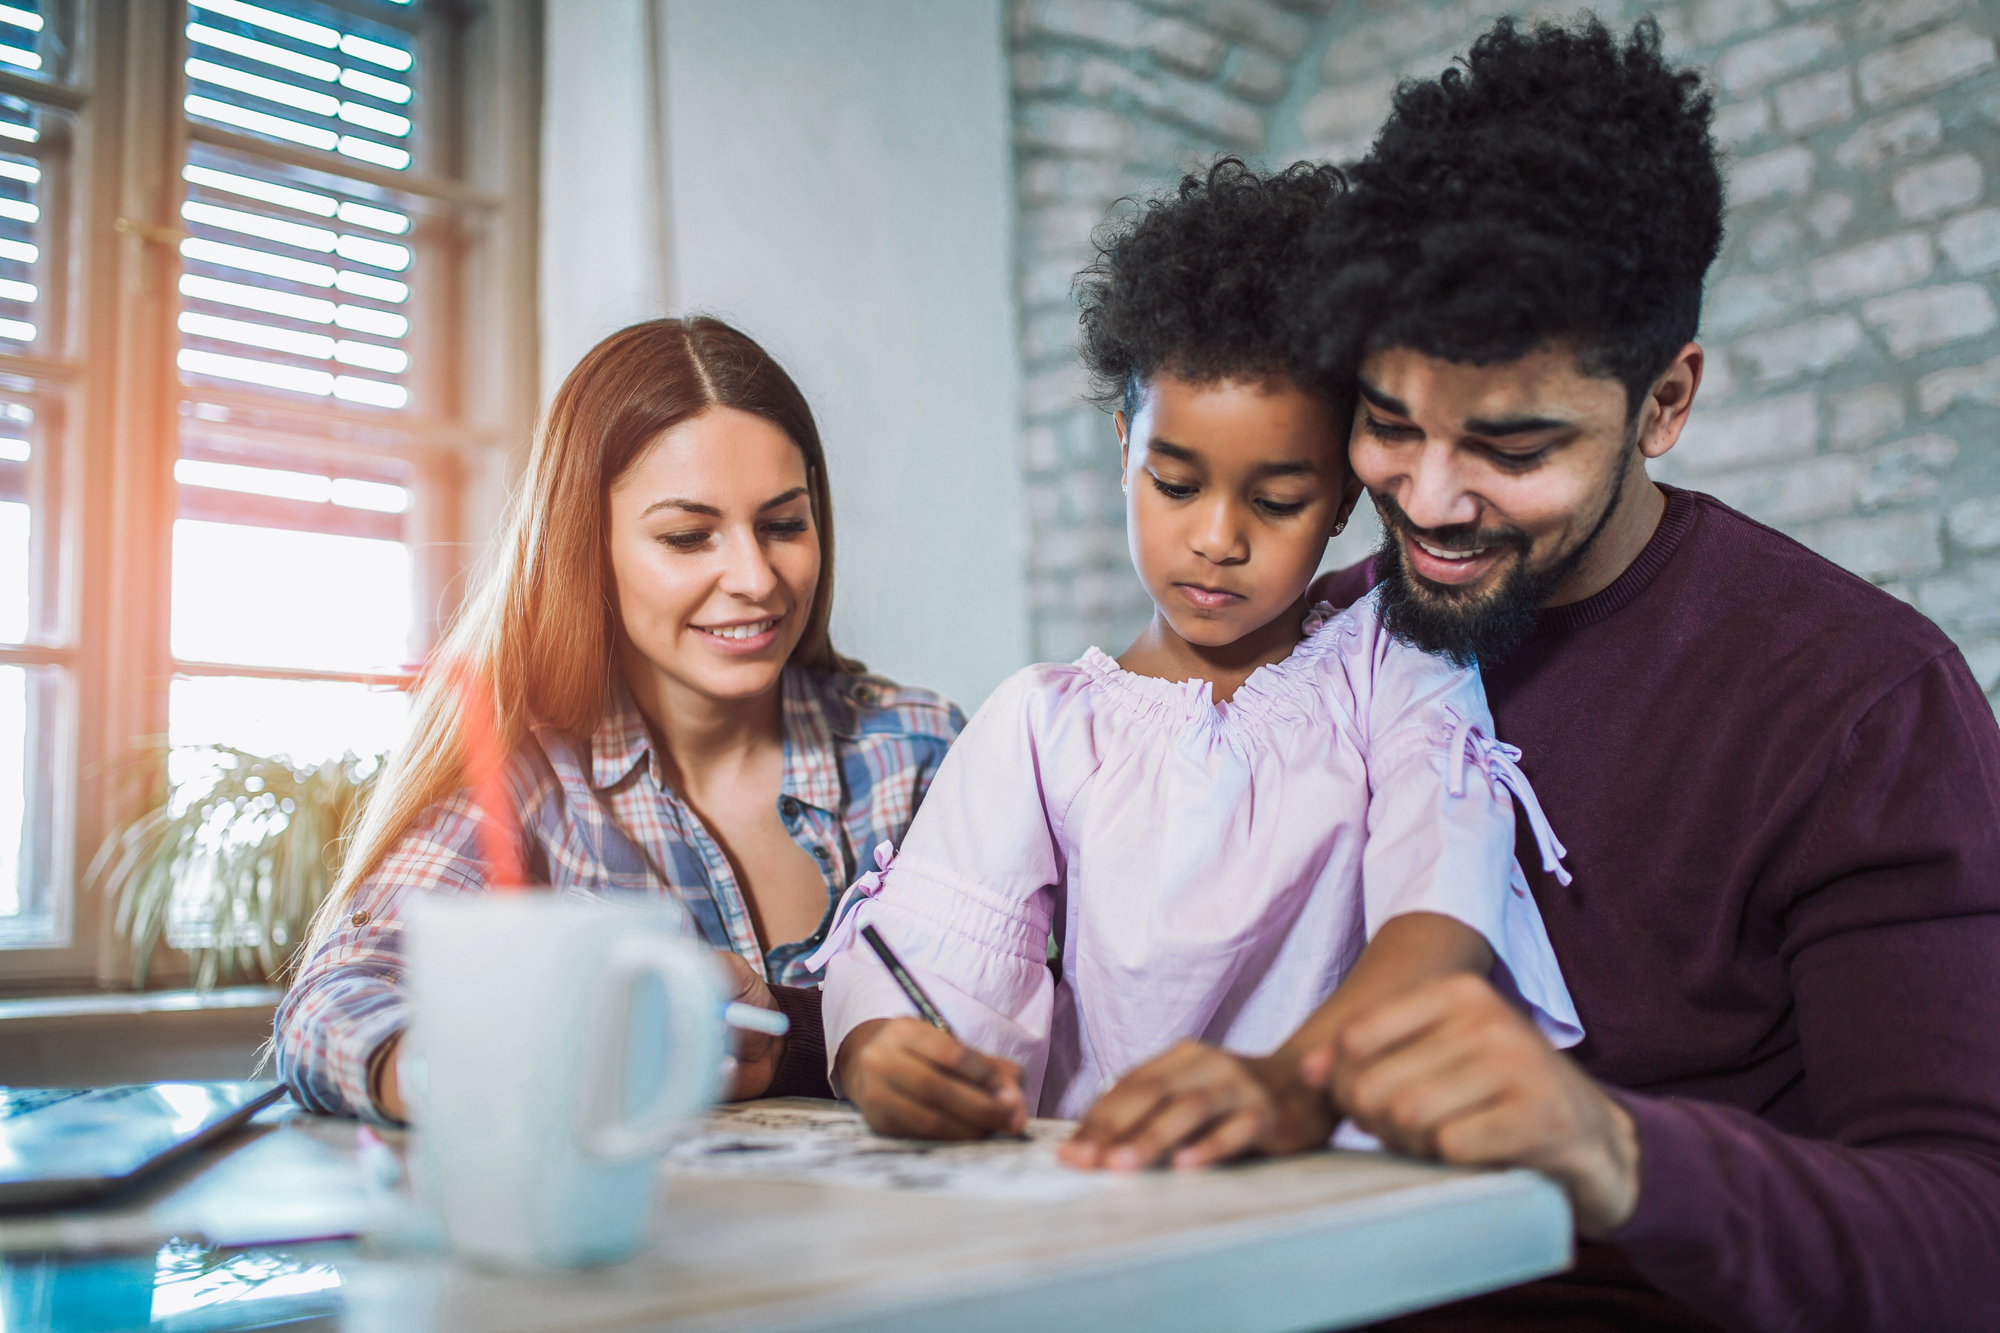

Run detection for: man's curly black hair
[[1078, 158, 1354, 423], [1314, 16, 1723, 414]]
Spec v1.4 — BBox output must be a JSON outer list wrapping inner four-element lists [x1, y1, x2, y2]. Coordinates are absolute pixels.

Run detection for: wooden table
[[0, 1100, 1572, 1332]]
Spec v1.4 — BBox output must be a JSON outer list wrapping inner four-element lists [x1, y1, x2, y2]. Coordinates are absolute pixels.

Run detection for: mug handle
[[576, 934, 725, 1161]]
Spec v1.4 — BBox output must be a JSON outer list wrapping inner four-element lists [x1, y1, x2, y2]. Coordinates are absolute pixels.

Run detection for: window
[[0, 0, 539, 990], [0, 0, 88, 970], [172, 0, 431, 782]]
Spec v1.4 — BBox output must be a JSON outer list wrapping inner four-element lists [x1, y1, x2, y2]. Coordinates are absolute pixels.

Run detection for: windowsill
[[0, 985, 281, 1024]]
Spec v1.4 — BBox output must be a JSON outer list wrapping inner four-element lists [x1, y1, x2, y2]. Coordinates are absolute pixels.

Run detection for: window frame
[[0, 0, 541, 994]]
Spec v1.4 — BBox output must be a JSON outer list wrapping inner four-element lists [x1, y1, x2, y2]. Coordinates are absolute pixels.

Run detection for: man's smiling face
[[1350, 341, 1696, 663]]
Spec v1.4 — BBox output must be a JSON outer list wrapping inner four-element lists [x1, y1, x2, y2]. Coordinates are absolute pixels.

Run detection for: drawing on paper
[[666, 1098, 1118, 1201]]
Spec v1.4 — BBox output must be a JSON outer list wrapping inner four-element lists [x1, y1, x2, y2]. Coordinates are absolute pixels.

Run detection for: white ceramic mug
[[403, 893, 723, 1268]]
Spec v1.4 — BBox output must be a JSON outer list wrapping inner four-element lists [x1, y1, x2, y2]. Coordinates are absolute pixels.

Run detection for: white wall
[[539, 0, 671, 407], [541, 0, 1027, 713]]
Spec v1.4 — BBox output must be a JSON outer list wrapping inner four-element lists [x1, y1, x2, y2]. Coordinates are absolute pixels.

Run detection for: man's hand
[[1060, 1041, 1336, 1171], [713, 950, 786, 1101], [1307, 973, 1641, 1237], [835, 1017, 1027, 1139]]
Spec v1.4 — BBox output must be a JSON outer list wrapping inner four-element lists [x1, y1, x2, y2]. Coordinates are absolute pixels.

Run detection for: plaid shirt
[[274, 666, 962, 1122]]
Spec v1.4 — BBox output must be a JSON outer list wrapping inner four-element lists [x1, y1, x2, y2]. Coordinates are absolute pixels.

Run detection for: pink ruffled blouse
[[809, 590, 1582, 1118]]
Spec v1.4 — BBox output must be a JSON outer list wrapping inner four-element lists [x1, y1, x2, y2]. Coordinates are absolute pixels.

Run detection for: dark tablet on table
[[0, 1081, 285, 1210]]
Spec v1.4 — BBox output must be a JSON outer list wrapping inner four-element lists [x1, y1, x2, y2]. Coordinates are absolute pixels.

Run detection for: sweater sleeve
[[1608, 652, 2000, 1332], [764, 985, 833, 1100]]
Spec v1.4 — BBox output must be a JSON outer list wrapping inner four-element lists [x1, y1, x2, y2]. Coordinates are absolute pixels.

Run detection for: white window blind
[[0, 1, 73, 83], [179, 0, 418, 411], [185, 0, 414, 170], [0, 0, 57, 356], [0, 0, 72, 951], [169, 1, 436, 786], [0, 103, 39, 350]]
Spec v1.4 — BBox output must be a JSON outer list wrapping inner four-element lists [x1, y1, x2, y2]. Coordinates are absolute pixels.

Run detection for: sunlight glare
[[0, 665, 22, 917], [171, 520, 411, 671]]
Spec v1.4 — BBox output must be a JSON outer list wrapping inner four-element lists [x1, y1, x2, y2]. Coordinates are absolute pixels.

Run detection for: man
[[1068, 17, 2000, 1330]]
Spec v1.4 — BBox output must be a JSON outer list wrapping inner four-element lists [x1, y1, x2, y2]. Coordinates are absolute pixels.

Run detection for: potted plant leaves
[[85, 747, 383, 991]]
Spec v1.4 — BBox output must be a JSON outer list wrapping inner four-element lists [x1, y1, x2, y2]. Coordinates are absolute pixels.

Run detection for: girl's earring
[[1333, 520, 1347, 535]]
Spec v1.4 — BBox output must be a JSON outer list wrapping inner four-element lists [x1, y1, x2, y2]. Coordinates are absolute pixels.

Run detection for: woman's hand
[[371, 1034, 407, 1123], [713, 950, 787, 1101], [1060, 1041, 1335, 1171], [835, 1017, 1028, 1139]]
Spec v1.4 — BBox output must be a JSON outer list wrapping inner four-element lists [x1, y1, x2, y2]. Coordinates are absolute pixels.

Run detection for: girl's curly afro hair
[[1076, 158, 1354, 421], [1312, 16, 1723, 412]]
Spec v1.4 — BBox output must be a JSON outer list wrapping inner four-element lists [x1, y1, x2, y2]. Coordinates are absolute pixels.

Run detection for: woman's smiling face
[[607, 406, 821, 707]]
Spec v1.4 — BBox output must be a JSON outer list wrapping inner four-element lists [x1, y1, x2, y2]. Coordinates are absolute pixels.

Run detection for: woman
[[276, 317, 961, 1123]]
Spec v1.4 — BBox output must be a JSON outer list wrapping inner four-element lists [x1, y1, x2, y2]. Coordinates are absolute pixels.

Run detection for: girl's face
[[1119, 374, 1359, 650], [607, 407, 821, 708]]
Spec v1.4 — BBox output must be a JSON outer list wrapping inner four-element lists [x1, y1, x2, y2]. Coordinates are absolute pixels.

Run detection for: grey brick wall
[[1011, 0, 1337, 661], [1012, 0, 2000, 702]]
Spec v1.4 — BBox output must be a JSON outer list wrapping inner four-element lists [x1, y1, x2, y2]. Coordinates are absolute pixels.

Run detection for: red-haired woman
[[276, 317, 962, 1123]]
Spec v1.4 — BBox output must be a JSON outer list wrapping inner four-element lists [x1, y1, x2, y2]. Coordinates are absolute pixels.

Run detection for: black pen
[[860, 924, 954, 1032]]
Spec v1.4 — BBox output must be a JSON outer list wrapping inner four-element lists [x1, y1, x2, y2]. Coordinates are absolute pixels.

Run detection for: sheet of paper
[[665, 1100, 1120, 1202]]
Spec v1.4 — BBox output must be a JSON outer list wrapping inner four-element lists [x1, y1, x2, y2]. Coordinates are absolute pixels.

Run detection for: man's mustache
[[1372, 492, 1532, 558]]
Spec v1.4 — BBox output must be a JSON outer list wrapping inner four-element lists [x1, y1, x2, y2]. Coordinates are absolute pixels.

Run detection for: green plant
[[86, 747, 383, 991]]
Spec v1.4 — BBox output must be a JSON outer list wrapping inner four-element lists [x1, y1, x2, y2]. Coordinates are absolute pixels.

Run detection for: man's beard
[[1371, 467, 1626, 667]]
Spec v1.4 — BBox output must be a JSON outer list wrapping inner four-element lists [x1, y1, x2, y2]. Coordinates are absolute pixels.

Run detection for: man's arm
[[1324, 653, 2000, 1332], [1605, 652, 2000, 1330], [1611, 1071, 2000, 1332]]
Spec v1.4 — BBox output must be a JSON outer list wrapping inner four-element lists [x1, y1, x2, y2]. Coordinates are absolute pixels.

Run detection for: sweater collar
[[1532, 483, 1698, 636]]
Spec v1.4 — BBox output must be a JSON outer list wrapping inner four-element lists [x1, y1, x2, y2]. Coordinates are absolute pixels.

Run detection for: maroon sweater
[[1315, 486, 2000, 1332]]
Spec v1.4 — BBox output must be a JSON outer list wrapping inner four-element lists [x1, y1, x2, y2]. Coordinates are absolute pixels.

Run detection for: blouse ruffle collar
[[1074, 601, 1359, 738]]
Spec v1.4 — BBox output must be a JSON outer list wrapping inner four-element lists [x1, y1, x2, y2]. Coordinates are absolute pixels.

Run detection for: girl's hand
[[835, 1017, 1028, 1139], [1060, 1041, 1335, 1171], [713, 950, 786, 1101]]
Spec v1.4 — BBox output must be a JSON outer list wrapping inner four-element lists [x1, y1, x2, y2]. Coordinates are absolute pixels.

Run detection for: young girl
[[809, 161, 1580, 1164]]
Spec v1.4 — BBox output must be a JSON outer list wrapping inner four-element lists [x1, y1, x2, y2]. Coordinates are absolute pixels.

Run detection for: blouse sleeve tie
[[1446, 708, 1574, 888], [804, 840, 896, 973]]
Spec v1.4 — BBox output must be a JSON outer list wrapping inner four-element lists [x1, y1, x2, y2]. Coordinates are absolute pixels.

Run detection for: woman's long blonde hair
[[301, 317, 858, 959]]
